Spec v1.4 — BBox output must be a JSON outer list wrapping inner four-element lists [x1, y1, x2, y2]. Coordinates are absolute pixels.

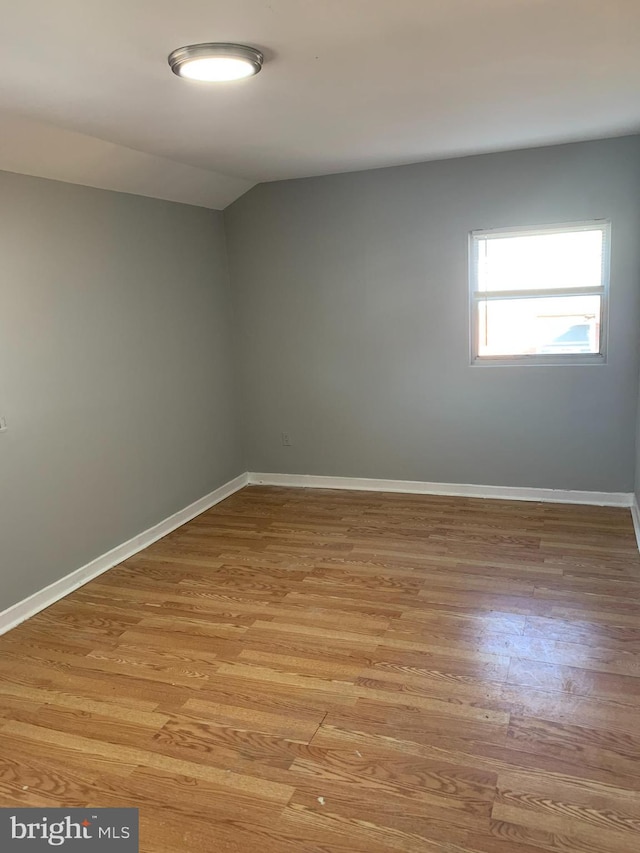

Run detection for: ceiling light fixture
[[168, 43, 263, 82]]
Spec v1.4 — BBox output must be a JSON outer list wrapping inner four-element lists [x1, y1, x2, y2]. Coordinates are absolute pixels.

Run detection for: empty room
[[2, 1, 640, 851]]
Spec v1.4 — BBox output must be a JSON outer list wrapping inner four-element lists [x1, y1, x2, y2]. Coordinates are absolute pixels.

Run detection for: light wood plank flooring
[[1, 486, 640, 852]]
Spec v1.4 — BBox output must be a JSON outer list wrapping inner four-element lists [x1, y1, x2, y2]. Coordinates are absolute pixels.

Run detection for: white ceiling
[[1, 0, 639, 209]]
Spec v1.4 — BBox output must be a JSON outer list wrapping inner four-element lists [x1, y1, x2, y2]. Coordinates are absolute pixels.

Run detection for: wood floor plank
[[1, 485, 639, 851]]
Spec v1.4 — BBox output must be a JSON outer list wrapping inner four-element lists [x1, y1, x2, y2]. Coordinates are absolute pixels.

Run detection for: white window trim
[[469, 220, 611, 367]]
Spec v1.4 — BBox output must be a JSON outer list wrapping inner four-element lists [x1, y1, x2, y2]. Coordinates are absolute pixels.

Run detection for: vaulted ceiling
[[2, 0, 639, 208]]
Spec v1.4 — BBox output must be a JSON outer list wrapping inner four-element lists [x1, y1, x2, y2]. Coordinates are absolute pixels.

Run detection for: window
[[469, 221, 610, 365]]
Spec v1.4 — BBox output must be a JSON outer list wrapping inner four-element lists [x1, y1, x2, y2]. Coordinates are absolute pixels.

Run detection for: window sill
[[471, 353, 606, 367]]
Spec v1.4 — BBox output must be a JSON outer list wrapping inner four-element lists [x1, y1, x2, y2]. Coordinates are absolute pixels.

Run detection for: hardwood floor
[[1, 485, 640, 852]]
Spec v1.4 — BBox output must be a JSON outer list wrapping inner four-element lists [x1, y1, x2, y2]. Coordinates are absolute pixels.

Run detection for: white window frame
[[469, 220, 611, 366]]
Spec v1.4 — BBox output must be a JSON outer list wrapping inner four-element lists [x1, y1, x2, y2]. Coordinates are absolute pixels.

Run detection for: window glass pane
[[477, 295, 601, 357], [477, 230, 603, 292]]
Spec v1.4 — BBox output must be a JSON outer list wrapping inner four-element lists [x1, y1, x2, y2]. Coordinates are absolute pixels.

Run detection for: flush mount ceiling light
[[168, 43, 263, 82]]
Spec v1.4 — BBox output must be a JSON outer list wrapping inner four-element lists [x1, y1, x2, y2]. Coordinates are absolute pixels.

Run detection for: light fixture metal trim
[[168, 43, 264, 81]]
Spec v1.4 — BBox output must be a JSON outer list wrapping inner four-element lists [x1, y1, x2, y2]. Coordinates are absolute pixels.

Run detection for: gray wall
[[636, 378, 640, 506], [0, 171, 243, 610], [225, 135, 640, 492]]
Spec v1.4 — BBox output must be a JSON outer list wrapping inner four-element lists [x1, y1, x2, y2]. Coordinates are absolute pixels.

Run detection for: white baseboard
[[631, 496, 640, 553], [248, 472, 633, 508], [0, 472, 248, 637], [2, 469, 635, 637]]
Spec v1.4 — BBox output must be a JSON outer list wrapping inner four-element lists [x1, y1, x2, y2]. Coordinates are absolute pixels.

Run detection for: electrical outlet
[[281, 432, 292, 446], [0, 416, 7, 432]]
